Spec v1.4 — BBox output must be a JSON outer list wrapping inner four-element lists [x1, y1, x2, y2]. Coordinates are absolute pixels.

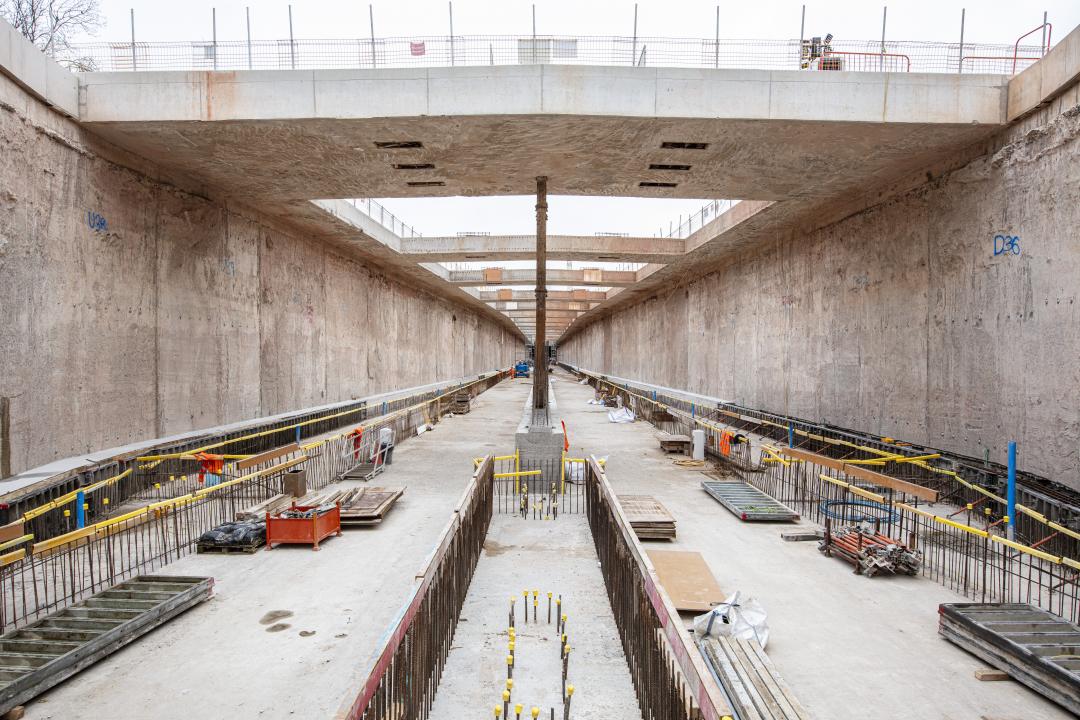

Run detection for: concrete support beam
[[477, 290, 608, 302], [447, 268, 637, 287], [488, 300, 597, 311], [402, 235, 682, 262]]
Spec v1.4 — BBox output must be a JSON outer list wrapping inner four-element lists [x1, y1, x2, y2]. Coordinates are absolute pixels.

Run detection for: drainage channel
[[336, 457, 733, 720]]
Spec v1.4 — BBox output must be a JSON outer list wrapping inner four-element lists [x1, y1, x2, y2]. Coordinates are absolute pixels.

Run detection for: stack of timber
[[0, 576, 212, 716], [939, 603, 1080, 715], [819, 524, 921, 577], [697, 636, 810, 720], [450, 391, 471, 414], [306, 487, 404, 527], [236, 494, 292, 521], [657, 433, 692, 454], [618, 495, 676, 540]]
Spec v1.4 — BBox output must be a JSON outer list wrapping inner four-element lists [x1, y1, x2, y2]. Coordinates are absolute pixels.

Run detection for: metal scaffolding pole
[[533, 176, 548, 412]]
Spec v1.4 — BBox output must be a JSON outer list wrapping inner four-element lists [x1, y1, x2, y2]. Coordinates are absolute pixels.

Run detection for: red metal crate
[[266, 505, 342, 551]]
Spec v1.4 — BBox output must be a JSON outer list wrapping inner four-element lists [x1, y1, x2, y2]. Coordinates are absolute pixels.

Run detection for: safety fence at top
[[64, 34, 1052, 76], [561, 364, 1080, 621]]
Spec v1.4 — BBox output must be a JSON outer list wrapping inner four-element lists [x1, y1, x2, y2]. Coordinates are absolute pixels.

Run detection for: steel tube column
[[533, 176, 548, 411]]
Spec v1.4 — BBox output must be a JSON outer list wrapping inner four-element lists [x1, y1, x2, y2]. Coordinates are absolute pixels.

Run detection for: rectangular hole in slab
[[393, 163, 436, 170], [639, 181, 678, 188], [407, 181, 446, 187], [660, 141, 708, 150], [375, 141, 424, 149], [648, 163, 692, 171]]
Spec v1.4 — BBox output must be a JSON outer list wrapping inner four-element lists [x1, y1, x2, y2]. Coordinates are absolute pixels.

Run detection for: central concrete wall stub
[[560, 88, 1080, 491]]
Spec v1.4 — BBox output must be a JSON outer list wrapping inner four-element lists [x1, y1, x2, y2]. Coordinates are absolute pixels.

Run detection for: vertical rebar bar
[[799, 5, 805, 70], [958, 8, 965, 74], [715, 5, 720, 69], [632, 4, 638, 67], [449, 1, 455, 66], [246, 6, 253, 70], [880, 6, 887, 72]]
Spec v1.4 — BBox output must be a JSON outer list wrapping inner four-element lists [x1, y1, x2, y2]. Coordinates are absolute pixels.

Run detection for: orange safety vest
[[719, 431, 733, 457]]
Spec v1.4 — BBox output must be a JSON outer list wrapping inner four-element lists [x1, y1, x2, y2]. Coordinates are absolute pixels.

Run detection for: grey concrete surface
[[74, 66, 1007, 202], [559, 83, 1080, 491], [20, 379, 532, 720], [0, 67, 521, 478], [427, 514, 641, 720], [552, 369, 1073, 720]]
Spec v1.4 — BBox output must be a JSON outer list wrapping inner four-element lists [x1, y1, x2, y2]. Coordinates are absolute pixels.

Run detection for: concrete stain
[[258, 609, 294, 625]]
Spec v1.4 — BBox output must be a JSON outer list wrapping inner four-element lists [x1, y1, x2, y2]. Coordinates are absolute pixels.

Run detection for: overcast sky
[[84, 0, 1078, 236]]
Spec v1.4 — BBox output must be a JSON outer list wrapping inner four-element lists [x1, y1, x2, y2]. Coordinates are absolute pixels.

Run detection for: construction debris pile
[[819, 524, 921, 577], [450, 391, 472, 414]]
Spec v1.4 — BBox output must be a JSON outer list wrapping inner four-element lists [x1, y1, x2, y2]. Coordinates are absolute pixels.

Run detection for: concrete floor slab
[[22, 379, 533, 720], [428, 514, 641, 720], [551, 370, 1073, 720]]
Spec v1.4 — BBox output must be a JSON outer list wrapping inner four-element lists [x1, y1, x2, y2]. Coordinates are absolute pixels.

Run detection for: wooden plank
[[975, 668, 1011, 681], [645, 550, 723, 613], [0, 521, 25, 545], [840, 464, 939, 503], [779, 447, 938, 502], [235, 443, 300, 471]]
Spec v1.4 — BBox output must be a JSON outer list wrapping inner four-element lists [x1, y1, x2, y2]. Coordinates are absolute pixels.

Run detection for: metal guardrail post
[[288, 4, 295, 69], [958, 8, 965, 73], [129, 9, 137, 71], [212, 7, 218, 71]]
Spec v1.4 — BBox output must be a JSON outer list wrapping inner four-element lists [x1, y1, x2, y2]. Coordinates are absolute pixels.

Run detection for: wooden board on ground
[[698, 636, 811, 720], [618, 495, 676, 540], [646, 550, 723, 612]]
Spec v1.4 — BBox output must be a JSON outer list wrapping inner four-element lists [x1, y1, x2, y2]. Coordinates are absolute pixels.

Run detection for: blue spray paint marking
[[993, 234, 1020, 256], [87, 211, 108, 233]]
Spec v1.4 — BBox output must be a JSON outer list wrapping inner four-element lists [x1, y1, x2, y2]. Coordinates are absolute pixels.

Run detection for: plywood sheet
[[646, 549, 724, 612]]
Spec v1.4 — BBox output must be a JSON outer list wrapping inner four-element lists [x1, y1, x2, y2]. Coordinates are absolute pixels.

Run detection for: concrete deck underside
[[19, 374, 1075, 719], [78, 66, 1006, 201]]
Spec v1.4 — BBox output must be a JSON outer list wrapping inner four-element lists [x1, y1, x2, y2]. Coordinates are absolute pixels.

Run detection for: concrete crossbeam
[[77, 66, 1007, 201], [488, 300, 597, 311], [448, 268, 637, 287], [477, 290, 608, 302], [402, 235, 682, 262]]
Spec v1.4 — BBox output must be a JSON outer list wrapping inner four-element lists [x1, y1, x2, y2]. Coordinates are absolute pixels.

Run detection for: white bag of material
[[692, 591, 769, 649], [607, 407, 635, 423], [578, 378, 589, 385]]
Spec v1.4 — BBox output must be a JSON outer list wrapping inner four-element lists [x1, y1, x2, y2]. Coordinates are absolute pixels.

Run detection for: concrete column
[[533, 176, 548, 411]]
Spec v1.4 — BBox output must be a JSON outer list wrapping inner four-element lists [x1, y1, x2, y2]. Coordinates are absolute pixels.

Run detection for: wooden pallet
[[196, 541, 263, 554], [305, 487, 405, 527], [0, 576, 212, 715], [939, 603, 1080, 715], [618, 495, 676, 540], [698, 636, 810, 720], [658, 433, 692, 454]]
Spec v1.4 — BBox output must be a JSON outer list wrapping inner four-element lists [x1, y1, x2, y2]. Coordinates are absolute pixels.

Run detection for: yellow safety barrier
[[591, 373, 1080, 557], [819, 474, 885, 504], [31, 456, 306, 556], [21, 468, 133, 521], [494, 471, 542, 479], [0, 534, 33, 552]]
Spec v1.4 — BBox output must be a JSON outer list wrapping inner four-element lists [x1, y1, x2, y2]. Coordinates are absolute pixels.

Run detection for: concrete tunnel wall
[[0, 70, 521, 478], [560, 86, 1080, 491]]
